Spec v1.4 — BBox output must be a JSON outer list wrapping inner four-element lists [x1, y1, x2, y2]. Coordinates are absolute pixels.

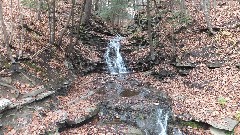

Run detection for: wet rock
[[99, 86, 173, 135], [210, 126, 227, 135], [208, 117, 239, 131], [206, 61, 222, 69], [0, 98, 12, 112]]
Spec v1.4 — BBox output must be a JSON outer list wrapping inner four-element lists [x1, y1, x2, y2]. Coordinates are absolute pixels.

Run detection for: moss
[[217, 97, 227, 106], [179, 120, 204, 129], [235, 111, 240, 121], [225, 131, 233, 135]]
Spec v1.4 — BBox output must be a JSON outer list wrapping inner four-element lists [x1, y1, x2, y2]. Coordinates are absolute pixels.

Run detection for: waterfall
[[156, 108, 169, 135], [104, 35, 128, 75]]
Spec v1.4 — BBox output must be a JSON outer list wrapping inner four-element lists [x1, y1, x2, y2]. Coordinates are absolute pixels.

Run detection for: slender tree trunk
[[37, 0, 42, 21], [81, 0, 92, 25], [171, 0, 176, 56], [146, 0, 155, 61], [18, 0, 25, 59], [58, 0, 74, 46], [47, 0, 56, 44], [203, 0, 214, 34], [70, 0, 75, 46], [50, 0, 56, 44], [9, 0, 13, 45], [0, 1, 15, 63]]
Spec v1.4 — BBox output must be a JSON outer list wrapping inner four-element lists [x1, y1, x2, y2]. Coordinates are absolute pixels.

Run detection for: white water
[[156, 108, 169, 135], [104, 36, 128, 74]]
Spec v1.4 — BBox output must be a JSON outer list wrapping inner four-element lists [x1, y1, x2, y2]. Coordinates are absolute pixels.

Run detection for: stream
[[103, 35, 183, 135]]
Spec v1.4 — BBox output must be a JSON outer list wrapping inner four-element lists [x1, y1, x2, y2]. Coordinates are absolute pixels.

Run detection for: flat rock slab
[[0, 98, 12, 112], [208, 117, 239, 131], [210, 126, 227, 135], [8, 91, 55, 109]]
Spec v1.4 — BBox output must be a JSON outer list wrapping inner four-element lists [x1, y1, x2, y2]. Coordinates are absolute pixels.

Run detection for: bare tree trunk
[[37, 0, 42, 21], [147, 0, 155, 61], [46, 0, 56, 44], [18, 0, 25, 59], [50, 0, 56, 44], [58, 0, 74, 46], [70, 0, 75, 46], [9, 0, 13, 45], [203, 0, 214, 34], [171, 0, 176, 56], [81, 0, 92, 25], [0, 1, 15, 63]]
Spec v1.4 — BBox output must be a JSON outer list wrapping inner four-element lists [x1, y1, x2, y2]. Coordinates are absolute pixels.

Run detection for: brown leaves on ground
[[61, 123, 128, 135]]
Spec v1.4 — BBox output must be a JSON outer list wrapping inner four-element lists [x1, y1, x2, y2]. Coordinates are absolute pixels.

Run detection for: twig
[[21, 72, 36, 85], [30, 43, 51, 60]]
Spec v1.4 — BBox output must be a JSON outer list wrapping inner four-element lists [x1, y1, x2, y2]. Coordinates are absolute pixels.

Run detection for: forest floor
[[0, 0, 240, 135]]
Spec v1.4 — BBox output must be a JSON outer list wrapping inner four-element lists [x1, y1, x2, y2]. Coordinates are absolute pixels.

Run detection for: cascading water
[[103, 36, 183, 135], [156, 108, 169, 135], [104, 35, 128, 75]]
